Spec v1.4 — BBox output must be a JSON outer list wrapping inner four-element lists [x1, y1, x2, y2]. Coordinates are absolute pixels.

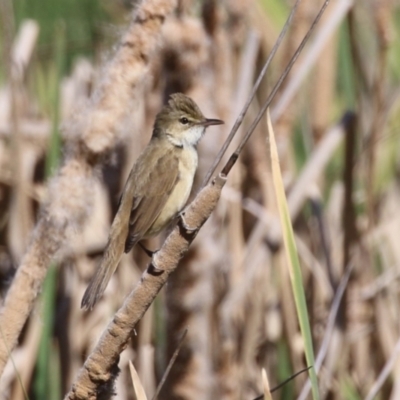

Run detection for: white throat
[[167, 125, 206, 148]]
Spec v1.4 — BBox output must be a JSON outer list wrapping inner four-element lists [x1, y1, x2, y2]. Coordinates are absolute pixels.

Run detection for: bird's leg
[[139, 242, 156, 258], [179, 210, 197, 234]]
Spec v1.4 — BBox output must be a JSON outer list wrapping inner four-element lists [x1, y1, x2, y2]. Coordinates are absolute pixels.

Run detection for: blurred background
[[1, 0, 400, 399]]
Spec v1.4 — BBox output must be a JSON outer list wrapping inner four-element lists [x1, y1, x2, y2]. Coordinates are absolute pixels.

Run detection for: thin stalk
[[34, 20, 66, 400], [221, 0, 331, 178], [201, 0, 302, 186]]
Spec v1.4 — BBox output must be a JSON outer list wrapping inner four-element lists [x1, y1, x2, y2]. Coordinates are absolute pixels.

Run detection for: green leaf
[[267, 110, 320, 400]]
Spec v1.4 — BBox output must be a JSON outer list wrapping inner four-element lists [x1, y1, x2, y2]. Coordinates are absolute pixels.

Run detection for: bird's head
[[153, 93, 223, 147]]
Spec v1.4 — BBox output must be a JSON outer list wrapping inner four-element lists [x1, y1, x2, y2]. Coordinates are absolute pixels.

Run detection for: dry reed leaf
[[262, 368, 272, 400], [129, 360, 148, 400]]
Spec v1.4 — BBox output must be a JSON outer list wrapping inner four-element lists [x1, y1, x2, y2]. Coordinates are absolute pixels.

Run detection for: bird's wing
[[124, 150, 180, 253]]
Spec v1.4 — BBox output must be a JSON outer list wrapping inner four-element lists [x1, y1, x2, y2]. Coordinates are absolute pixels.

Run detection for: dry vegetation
[[1, 0, 400, 399]]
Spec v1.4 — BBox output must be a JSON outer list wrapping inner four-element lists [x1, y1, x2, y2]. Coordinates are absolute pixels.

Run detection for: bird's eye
[[180, 117, 189, 125]]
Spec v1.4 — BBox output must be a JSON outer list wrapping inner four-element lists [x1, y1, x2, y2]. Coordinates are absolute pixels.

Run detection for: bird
[[81, 93, 223, 309]]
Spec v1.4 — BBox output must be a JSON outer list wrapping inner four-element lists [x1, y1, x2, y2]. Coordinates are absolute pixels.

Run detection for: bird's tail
[[81, 232, 126, 310]]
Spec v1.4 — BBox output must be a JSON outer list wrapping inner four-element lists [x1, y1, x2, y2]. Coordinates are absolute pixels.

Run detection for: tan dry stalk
[[152, 328, 187, 400], [160, 16, 209, 96], [349, 273, 376, 393], [65, 174, 227, 400], [219, 189, 274, 316], [137, 305, 155, 397], [287, 119, 347, 220], [272, 0, 353, 123], [225, 30, 260, 289], [238, 265, 269, 398], [203, 0, 233, 126], [9, 313, 42, 400], [211, 31, 261, 400], [7, 87, 35, 262], [225, 0, 249, 49], [311, 2, 338, 142], [0, 310, 41, 400], [365, 336, 400, 400], [272, 0, 313, 174], [0, 118, 51, 141], [374, 295, 399, 369], [0, 0, 178, 377], [350, 317, 375, 394], [365, 0, 392, 227], [163, 224, 218, 400], [6, 21, 40, 262], [298, 264, 353, 400]]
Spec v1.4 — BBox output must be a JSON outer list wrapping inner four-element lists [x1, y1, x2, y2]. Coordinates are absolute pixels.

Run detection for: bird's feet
[[179, 211, 197, 234]]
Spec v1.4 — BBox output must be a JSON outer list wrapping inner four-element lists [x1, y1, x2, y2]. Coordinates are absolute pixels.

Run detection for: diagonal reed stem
[[220, 0, 331, 178], [201, 0, 302, 187]]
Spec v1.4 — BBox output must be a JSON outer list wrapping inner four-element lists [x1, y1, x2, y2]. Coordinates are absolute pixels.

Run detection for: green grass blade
[[45, 20, 66, 176], [34, 20, 65, 400], [267, 110, 320, 400], [34, 264, 58, 399]]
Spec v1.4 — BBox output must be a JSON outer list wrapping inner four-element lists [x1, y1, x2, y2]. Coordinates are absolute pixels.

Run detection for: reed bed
[[1, 0, 400, 399]]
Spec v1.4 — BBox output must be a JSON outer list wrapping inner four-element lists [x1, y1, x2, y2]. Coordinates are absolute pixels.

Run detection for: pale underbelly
[[146, 169, 194, 236]]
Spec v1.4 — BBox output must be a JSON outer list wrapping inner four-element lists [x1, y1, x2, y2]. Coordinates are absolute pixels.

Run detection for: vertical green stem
[[45, 19, 65, 176], [34, 19, 65, 400]]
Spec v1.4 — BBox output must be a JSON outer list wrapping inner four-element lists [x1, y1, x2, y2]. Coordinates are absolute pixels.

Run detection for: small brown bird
[[81, 93, 223, 309]]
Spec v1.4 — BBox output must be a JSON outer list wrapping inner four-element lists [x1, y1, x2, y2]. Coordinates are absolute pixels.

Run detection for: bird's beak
[[199, 118, 224, 127]]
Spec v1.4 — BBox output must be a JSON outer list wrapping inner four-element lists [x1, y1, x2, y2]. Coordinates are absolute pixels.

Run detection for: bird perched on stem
[[81, 93, 223, 309]]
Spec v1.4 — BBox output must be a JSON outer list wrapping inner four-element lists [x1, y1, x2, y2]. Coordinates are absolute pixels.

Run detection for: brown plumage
[[81, 93, 223, 309]]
